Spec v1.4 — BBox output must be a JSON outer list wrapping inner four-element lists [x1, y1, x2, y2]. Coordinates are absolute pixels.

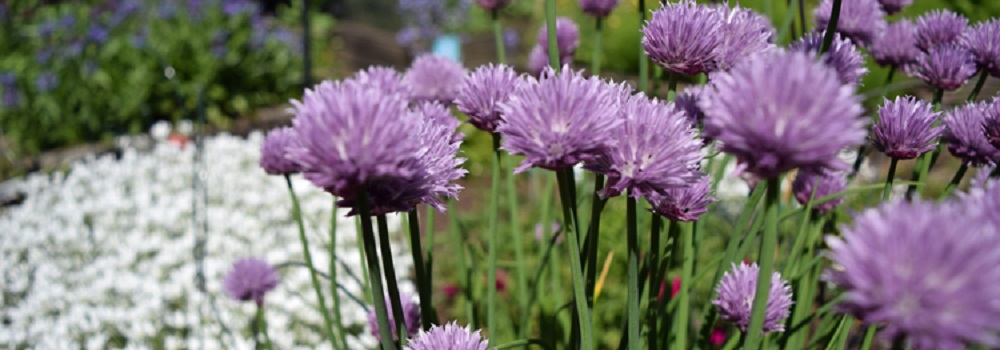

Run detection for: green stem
[[883, 158, 899, 200], [356, 217, 371, 301], [968, 70, 988, 101], [491, 8, 506, 64], [585, 175, 606, 305], [254, 304, 272, 350], [284, 176, 338, 349], [860, 325, 878, 350], [647, 215, 663, 350], [448, 198, 477, 328], [557, 169, 594, 350], [666, 72, 678, 102], [743, 178, 781, 350], [825, 317, 855, 350], [407, 210, 435, 330], [545, 0, 559, 69], [797, 0, 806, 36], [487, 134, 501, 345], [505, 163, 528, 339], [940, 163, 968, 198], [676, 221, 695, 350], [355, 190, 397, 350], [626, 193, 640, 350], [376, 215, 407, 345], [330, 200, 349, 350], [638, 0, 649, 94], [592, 17, 603, 76], [819, 0, 842, 54]]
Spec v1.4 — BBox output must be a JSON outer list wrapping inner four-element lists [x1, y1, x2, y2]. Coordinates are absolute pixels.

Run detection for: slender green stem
[[592, 17, 603, 76], [407, 210, 434, 330], [557, 169, 594, 350], [676, 221, 695, 350], [284, 176, 338, 349], [819, 0, 842, 54], [968, 70, 988, 101], [545, 0, 559, 69], [254, 304, 272, 350], [860, 325, 878, 350], [666, 72, 678, 102], [797, 0, 806, 36], [883, 158, 899, 200], [330, 199, 349, 350], [626, 193, 640, 350], [585, 175, 606, 304], [505, 165, 528, 339], [743, 178, 781, 350], [448, 199, 477, 328], [647, 215, 663, 350], [376, 215, 407, 345], [638, 0, 649, 94], [487, 134, 502, 345], [825, 317, 855, 350], [356, 190, 397, 350], [491, 8, 506, 64], [355, 217, 371, 301], [941, 163, 968, 198]]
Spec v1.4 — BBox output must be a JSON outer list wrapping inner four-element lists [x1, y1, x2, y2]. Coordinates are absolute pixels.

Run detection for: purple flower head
[[223, 0, 255, 16], [498, 66, 630, 172], [222, 258, 279, 306], [986, 100, 1000, 150], [368, 293, 421, 342], [962, 19, 1000, 78], [412, 101, 467, 210], [915, 10, 968, 51], [878, 0, 911, 15], [404, 54, 468, 104], [813, 0, 886, 46], [872, 96, 942, 159], [404, 322, 489, 350], [353, 66, 410, 97], [3, 88, 21, 109], [700, 50, 867, 179], [537, 17, 580, 59], [650, 175, 714, 222], [790, 31, 868, 86], [39, 20, 57, 38], [871, 20, 921, 67], [674, 85, 708, 129], [503, 29, 520, 48], [289, 80, 429, 215], [588, 95, 704, 199], [713, 262, 793, 333], [0, 72, 15, 87], [969, 166, 996, 190], [475, 0, 512, 10], [579, 0, 622, 18], [86, 24, 108, 44], [259, 127, 301, 175], [906, 44, 976, 91], [792, 168, 847, 214], [455, 64, 518, 132], [942, 102, 1000, 167], [527, 46, 573, 77], [34, 72, 59, 93], [58, 14, 76, 30], [35, 49, 53, 65], [825, 200, 1000, 349], [642, 0, 723, 76], [710, 4, 775, 72]]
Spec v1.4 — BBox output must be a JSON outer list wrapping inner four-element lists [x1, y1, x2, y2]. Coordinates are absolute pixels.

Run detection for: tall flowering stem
[[376, 215, 408, 345], [356, 190, 397, 350], [638, 0, 649, 93], [626, 193, 640, 350], [968, 70, 988, 101], [284, 175, 339, 349], [883, 158, 899, 200], [819, 0, 842, 53], [940, 163, 969, 197], [330, 200, 350, 350], [546, 0, 560, 69], [585, 175, 606, 312], [492, 9, 507, 64], [646, 215, 663, 350], [743, 178, 781, 350], [593, 17, 603, 75], [676, 221, 694, 350], [487, 134, 501, 346], [254, 304, 272, 350], [557, 168, 594, 350], [407, 210, 434, 330]]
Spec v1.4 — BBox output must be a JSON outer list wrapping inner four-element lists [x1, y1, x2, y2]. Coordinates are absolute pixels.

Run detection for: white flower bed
[[0, 130, 413, 349]]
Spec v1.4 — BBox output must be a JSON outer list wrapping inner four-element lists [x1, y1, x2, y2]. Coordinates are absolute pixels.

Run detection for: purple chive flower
[[710, 5, 775, 72], [86, 24, 108, 44], [642, 0, 723, 76], [878, 0, 911, 15], [985, 100, 1000, 150], [2, 88, 21, 108], [527, 46, 572, 76], [39, 20, 57, 38], [412, 101, 467, 210], [915, 10, 968, 51], [701, 51, 867, 179], [34, 72, 59, 93], [403, 54, 468, 104], [871, 20, 921, 68], [368, 293, 421, 342], [289, 80, 428, 214], [942, 102, 1000, 167], [498, 65, 629, 172], [588, 95, 703, 199], [825, 200, 1000, 350], [260, 127, 301, 175], [792, 169, 847, 214], [674, 85, 708, 129], [650, 175, 714, 222], [353, 66, 410, 96], [872, 96, 942, 159], [455, 64, 518, 133], [579, 0, 622, 18], [222, 258, 279, 306], [713, 262, 793, 333], [790, 31, 868, 85], [814, 0, 887, 46], [906, 44, 976, 91], [537, 17, 580, 59], [962, 19, 1000, 78], [404, 322, 489, 350], [969, 166, 996, 190], [475, 0, 512, 10]]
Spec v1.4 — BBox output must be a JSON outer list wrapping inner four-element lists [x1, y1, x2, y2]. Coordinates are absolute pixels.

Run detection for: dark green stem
[[491, 8, 506, 64], [592, 17, 603, 76], [626, 194, 640, 350], [638, 0, 649, 94], [557, 168, 594, 350], [860, 325, 878, 350], [284, 176, 338, 349], [376, 215, 407, 345], [940, 163, 968, 198], [667, 72, 679, 102], [743, 178, 781, 350], [407, 210, 434, 330], [676, 221, 694, 350], [968, 70, 988, 101], [585, 175, 606, 304], [797, 0, 806, 37], [545, 0, 559, 69], [647, 215, 663, 350], [254, 304, 272, 350], [487, 133, 501, 345], [330, 199, 350, 350], [819, 0, 842, 54], [356, 190, 397, 350], [883, 158, 899, 200]]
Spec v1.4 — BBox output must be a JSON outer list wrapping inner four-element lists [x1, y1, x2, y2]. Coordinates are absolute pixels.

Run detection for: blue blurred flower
[[66, 40, 84, 57], [211, 31, 228, 59], [503, 29, 519, 48], [58, 14, 76, 30], [111, 0, 140, 26], [131, 31, 148, 49], [2, 89, 21, 109], [0, 73, 15, 86], [224, 0, 256, 16], [39, 20, 57, 38], [87, 24, 109, 45], [85, 61, 99, 76], [35, 72, 59, 93], [158, 1, 177, 19], [36, 49, 53, 65]]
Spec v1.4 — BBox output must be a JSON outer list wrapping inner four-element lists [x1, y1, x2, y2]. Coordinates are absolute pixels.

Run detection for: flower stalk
[[743, 178, 781, 350]]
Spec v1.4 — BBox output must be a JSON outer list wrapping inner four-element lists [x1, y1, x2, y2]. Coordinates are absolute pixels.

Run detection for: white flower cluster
[[0, 129, 414, 349]]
